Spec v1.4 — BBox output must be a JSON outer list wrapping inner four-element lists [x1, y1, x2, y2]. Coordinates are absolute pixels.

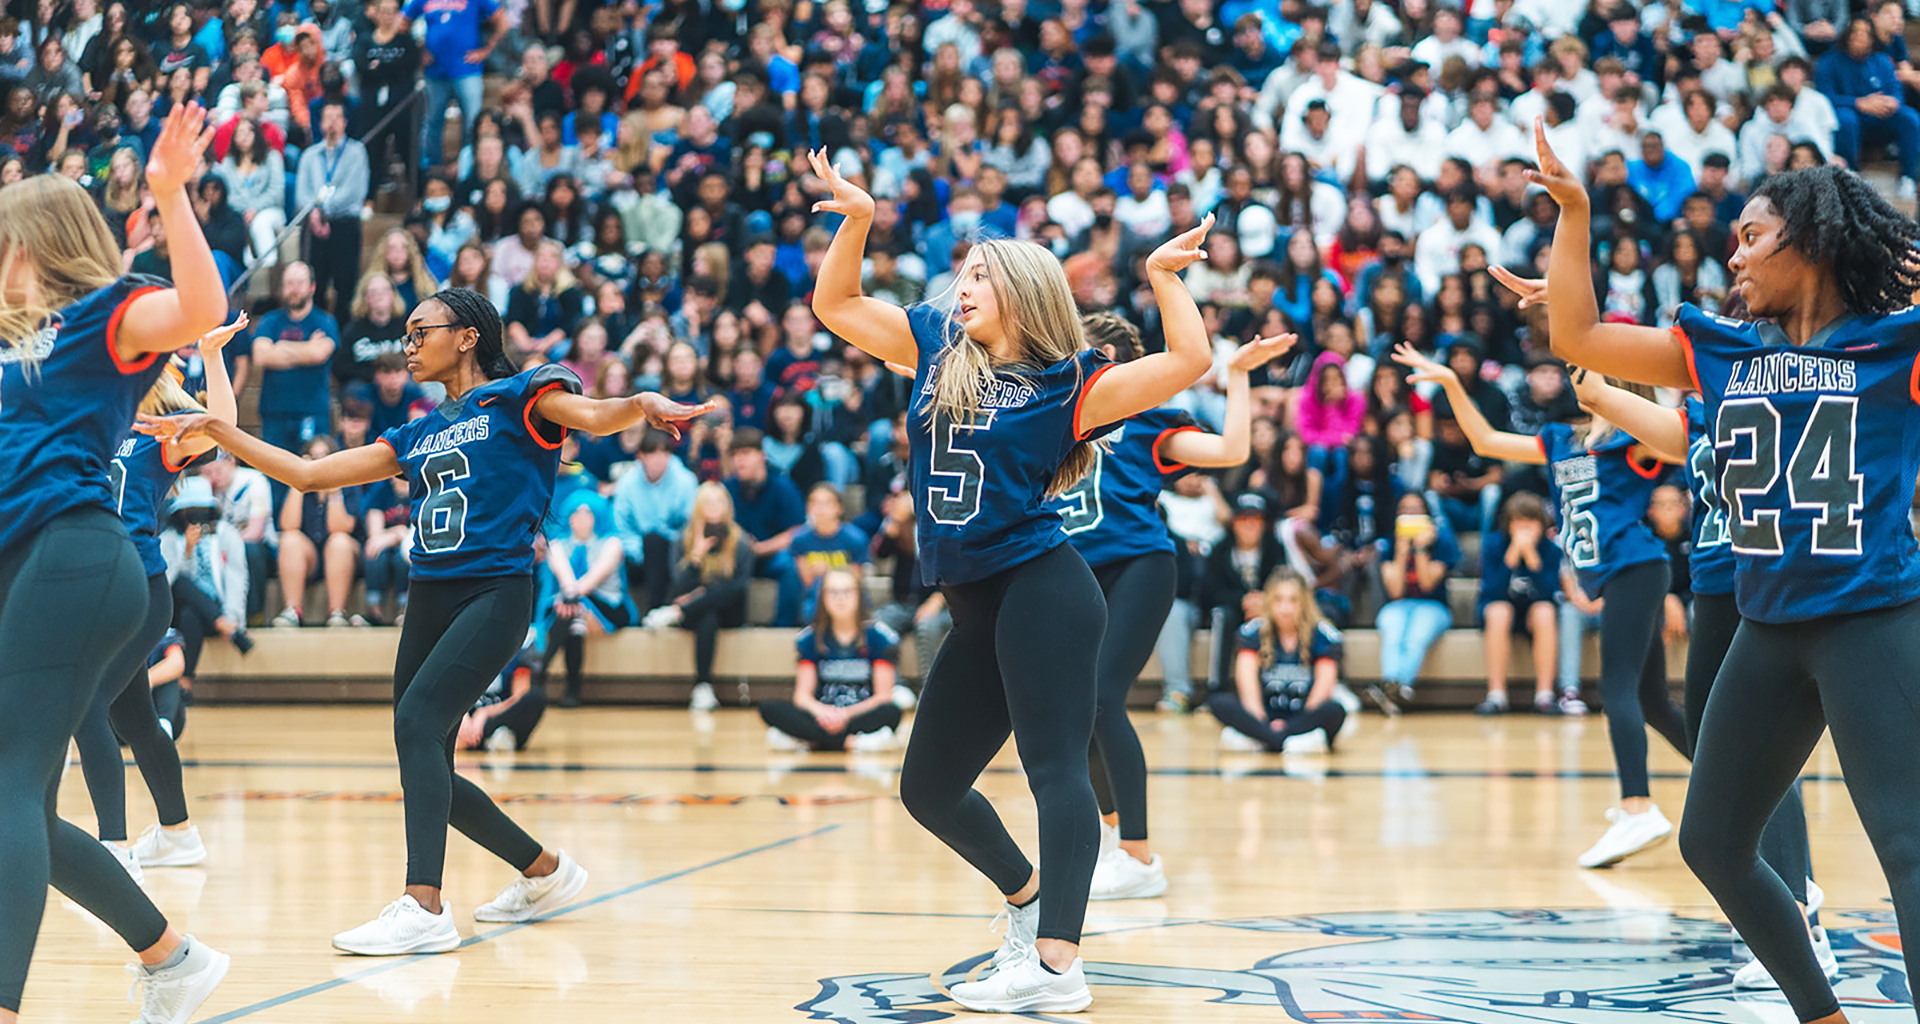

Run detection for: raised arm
[[803, 149, 916, 368], [1519, 119, 1694, 389], [117, 104, 228, 359], [1391, 344, 1547, 464], [533, 390, 716, 438], [1076, 217, 1221, 430], [137, 415, 401, 491], [166, 314, 247, 463], [1161, 332, 1298, 467], [1567, 368, 1687, 463]]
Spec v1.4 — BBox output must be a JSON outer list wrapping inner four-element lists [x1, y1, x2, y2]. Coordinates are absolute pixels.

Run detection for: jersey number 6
[[418, 449, 471, 553]]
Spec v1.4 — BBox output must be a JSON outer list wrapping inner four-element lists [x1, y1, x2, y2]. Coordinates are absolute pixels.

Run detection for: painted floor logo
[[797, 909, 1912, 1023]]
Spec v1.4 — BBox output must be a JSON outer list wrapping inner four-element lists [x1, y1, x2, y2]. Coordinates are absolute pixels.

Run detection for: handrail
[[229, 87, 426, 297]]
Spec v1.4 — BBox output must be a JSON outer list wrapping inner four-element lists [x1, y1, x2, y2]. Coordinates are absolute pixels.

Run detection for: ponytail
[[432, 287, 515, 378]]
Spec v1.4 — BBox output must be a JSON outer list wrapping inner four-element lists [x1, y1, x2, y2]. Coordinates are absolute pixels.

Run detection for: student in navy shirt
[[1211, 568, 1348, 752], [789, 481, 869, 618], [723, 429, 807, 626], [1062, 312, 1296, 903], [365, 351, 427, 438], [807, 150, 1216, 1013], [0, 105, 233, 1022], [1506, 131, 1920, 1015], [1817, 19, 1920, 197], [148, 288, 712, 957], [1474, 491, 1562, 716], [402, 0, 505, 171], [727, 345, 776, 430], [249, 260, 338, 503], [759, 568, 904, 751]]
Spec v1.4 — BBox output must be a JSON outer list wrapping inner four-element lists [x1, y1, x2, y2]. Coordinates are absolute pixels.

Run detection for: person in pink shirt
[[1291, 350, 1367, 462]]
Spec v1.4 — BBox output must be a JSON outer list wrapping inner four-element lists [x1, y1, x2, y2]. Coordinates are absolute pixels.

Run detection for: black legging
[[1084, 552, 1175, 842], [75, 573, 190, 842], [171, 572, 226, 677], [0, 510, 169, 1013], [759, 699, 903, 750], [899, 543, 1105, 945], [1593, 560, 1689, 799], [678, 586, 747, 684], [1205, 691, 1348, 751], [544, 595, 633, 701], [1680, 597, 1920, 1023], [1685, 591, 1809, 906], [483, 685, 548, 751], [393, 575, 546, 889]]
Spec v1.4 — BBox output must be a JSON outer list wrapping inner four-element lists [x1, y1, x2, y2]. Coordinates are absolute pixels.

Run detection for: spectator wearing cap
[[1818, 18, 1920, 199], [403, 0, 505, 171], [724, 429, 807, 628], [161, 478, 251, 702], [1201, 491, 1291, 695], [1627, 131, 1697, 223]]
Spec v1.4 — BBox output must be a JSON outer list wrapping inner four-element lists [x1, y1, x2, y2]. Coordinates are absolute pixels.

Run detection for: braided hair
[[1751, 165, 1920, 316], [431, 287, 515, 378]]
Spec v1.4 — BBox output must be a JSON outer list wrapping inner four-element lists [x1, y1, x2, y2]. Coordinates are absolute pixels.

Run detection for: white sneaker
[[126, 935, 228, 1024], [129, 824, 206, 868], [1559, 690, 1589, 716], [103, 839, 143, 884], [950, 950, 1092, 1013], [689, 681, 719, 711], [1732, 927, 1841, 988], [1097, 820, 1118, 860], [332, 896, 461, 955], [891, 684, 917, 710], [271, 608, 301, 628], [474, 850, 589, 924], [1576, 805, 1673, 868], [484, 727, 517, 753], [766, 726, 808, 751], [1220, 726, 1268, 752], [643, 606, 683, 629], [1089, 849, 1167, 900], [1281, 730, 1329, 754], [847, 725, 896, 751], [1806, 878, 1826, 917], [986, 899, 1040, 971]]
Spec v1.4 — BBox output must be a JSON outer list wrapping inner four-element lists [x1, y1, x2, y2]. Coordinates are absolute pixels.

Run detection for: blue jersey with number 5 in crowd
[[1537, 420, 1671, 594], [1677, 303, 1920, 623], [377, 364, 582, 580], [903, 303, 1120, 587]]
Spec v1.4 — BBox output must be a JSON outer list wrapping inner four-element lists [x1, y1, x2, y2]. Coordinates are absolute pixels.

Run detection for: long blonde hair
[[681, 481, 745, 580], [929, 239, 1098, 497], [378, 227, 439, 300], [1257, 567, 1324, 667], [138, 361, 207, 417], [523, 239, 578, 294], [1578, 374, 1658, 448], [0, 175, 123, 360]]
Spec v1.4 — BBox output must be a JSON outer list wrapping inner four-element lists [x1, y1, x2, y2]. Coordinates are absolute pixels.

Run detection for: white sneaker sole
[[1577, 826, 1673, 869], [140, 844, 208, 868], [332, 924, 462, 956], [474, 863, 590, 923], [1090, 874, 1168, 900], [951, 983, 1093, 1013], [149, 949, 230, 1024]]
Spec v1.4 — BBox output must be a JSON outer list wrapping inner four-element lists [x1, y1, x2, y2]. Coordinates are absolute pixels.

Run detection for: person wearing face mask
[[919, 188, 1003, 271]]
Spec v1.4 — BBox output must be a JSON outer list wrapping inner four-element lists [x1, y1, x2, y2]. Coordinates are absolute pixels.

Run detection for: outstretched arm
[[1568, 368, 1688, 463], [804, 149, 916, 368], [118, 104, 228, 360], [1076, 217, 1221, 431], [138, 415, 401, 491], [1519, 119, 1693, 389], [1391, 344, 1547, 465], [1160, 332, 1298, 467], [533, 390, 717, 438], [166, 314, 248, 463]]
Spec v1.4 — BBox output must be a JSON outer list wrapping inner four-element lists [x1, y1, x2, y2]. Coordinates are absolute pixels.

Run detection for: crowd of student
[[14, 0, 1911, 738]]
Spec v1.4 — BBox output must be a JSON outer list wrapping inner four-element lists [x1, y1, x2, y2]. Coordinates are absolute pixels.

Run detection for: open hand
[[636, 393, 719, 439], [1144, 212, 1214, 275], [1526, 116, 1586, 208], [1489, 266, 1548, 309], [1390, 342, 1458, 388], [145, 102, 215, 197], [1229, 332, 1298, 373], [806, 148, 876, 220], [197, 312, 250, 355], [135, 411, 219, 441]]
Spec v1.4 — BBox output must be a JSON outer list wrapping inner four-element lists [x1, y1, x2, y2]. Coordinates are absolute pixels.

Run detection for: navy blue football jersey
[[1053, 406, 1199, 568], [112, 426, 210, 577], [377, 364, 583, 580], [1236, 619, 1342, 719], [1678, 303, 1920, 623], [1683, 395, 1735, 597], [797, 622, 900, 707], [903, 303, 1121, 586], [1538, 421, 1671, 593], [0, 275, 171, 560]]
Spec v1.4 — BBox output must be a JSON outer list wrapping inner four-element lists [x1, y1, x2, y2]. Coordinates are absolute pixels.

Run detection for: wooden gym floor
[[26, 704, 1911, 1023]]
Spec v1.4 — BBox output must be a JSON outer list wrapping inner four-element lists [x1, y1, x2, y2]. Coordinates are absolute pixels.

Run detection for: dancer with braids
[[1513, 115, 1920, 1024], [142, 288, 714, 956], [807, 149, 1214, 1013], [76, 314, 247, 882], [1067, 311, 1295, 901], [0, 104, 232, 1024], [1392, 344, 1688, 869]]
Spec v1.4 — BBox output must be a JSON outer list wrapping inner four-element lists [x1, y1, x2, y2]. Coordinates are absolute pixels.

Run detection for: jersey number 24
[[1715, 396, 1863, 556]]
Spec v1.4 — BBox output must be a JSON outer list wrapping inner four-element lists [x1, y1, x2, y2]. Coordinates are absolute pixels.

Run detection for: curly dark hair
[[431, 287, 515, 378], [1751, 165, 1920, 316]]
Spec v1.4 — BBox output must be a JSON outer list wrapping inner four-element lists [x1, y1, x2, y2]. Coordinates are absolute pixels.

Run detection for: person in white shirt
[[1779, 56, 1839, 158], [1331, 0, 1406, 52], [1414, 187, 1504, 296], [1281, 100, 1360, 182], [1047, 157, 1104, 237], [1581, 83, 1646, 169], [1550, 37, 1601, 101], [1541, 93, 1593, 184], [1680, 33, 1748, 103], [1657, 89, 1739, 176], [922, 0, 982, 65], [1411, 7, 1483, 70], [1575, 57, 1635, 131], [1375, 164, 1443, 239], [1444, 95, 1531, 178], [1253, 40, 1329, 131], [1113, 163, 1172, 236], [1363, 88, 1448, 185], [1508, 61, 1562, 135], [1282, 41, 1386, 153], [1737, 84, 1815, 185]]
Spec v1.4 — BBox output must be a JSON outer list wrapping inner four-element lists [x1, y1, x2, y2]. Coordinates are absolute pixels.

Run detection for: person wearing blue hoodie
[[612, 430, 699, 612], [1818, 18, 1920, 198]]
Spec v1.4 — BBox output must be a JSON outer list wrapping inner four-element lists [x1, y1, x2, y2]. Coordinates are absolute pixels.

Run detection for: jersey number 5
[[928, 411, 993, 526], [1561, 480, 1601, 568], [1056, 447, 1105, 535], [418, 449, 471, 553], [109, 457, 128, 515], [1716, 396, 1863, 556]]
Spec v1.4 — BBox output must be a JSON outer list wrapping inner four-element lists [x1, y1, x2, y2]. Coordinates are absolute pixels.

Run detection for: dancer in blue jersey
[[807, 148, 1215, 1014], [1394, 345, 1688, 870], [1512, 115, 1920, 1024], [74, 315, 246, 883], [0, 103, 233, 1024], [144, 289, 713, 957], [1064, 311, 1295, 903]]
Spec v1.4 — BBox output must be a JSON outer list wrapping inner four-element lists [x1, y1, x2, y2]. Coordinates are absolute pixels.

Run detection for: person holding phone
[[650, 482, 758, 710], [1370, 491, 1459, 714]]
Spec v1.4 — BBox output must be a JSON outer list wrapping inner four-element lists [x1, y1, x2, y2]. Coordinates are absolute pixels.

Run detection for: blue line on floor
[[194, 824, 841, 1023]]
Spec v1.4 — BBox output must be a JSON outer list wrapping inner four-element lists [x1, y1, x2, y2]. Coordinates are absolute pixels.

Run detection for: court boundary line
[[194, 824, 842, 1023]]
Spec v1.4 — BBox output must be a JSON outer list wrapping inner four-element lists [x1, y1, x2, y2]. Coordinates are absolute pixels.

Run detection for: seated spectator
[[1210, 567, 1348, 753], [1818, 18, 1920, 199], [505, 239, 586, 364], [791, 482, 869, 616], [370, 227, 438, 312], [1201, 491, 1290, 691], [457, 631, 547, 753], [760, 568, 904, 751], [541, 493, 636, 709], [361, 472, 411, 625], [1428, 411, 1505, 535], [1153, 472, 1229, 711], [650, 482, 756, 712], [160, 479, 250, 729], [142, 629, 189, 741], [200, 453, 273, 623], [1648, 482, 1693, 651], [613, 429, 698, 611], [762, 392, 838, 492], [335, 274, 408, 388], [194, 174, 247, 266], [272, 437, 363, 628], [364, 353, 424, 439], [1291, 350, 1367, 466], [724, 429, 805, 627], [1372, 491, 1458, 713], [1557, 563, 1601, 716], [215, 116, 284, 265], [1476, 492, 1563, 716]]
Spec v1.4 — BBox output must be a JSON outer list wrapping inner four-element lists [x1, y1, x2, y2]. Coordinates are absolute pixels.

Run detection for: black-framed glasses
[[405, 323, 458, 346]]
